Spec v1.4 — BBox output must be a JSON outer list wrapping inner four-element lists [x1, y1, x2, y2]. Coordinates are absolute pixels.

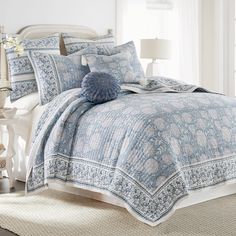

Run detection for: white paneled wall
[[0, 0, 116, 34]]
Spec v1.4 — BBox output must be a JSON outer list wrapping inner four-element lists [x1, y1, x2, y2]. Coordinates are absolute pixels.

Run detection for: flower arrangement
[[0, 34, 24, 91], [0, 34, 24, 56]]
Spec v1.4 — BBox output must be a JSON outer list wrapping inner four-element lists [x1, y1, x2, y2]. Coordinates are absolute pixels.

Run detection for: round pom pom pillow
[[82, 72, 121, 104]]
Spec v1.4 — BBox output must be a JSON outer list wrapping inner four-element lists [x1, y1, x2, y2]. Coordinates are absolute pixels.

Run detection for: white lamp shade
[[141, 38, 171, 60]]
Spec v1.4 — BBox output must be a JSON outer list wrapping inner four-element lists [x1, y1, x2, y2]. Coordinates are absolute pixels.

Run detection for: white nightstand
[[0, 116, 16, 188]]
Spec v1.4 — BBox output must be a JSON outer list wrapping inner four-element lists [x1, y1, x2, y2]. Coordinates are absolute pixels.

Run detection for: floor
[[0, 178, 24, 236], [2, 178, 236, 235]]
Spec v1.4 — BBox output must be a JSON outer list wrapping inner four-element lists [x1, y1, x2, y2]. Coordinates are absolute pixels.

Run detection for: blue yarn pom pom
[[82, 72, 121, 104]]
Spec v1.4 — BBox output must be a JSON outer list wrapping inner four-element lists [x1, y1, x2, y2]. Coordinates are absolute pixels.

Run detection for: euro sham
[[62, 33, 114, 55]]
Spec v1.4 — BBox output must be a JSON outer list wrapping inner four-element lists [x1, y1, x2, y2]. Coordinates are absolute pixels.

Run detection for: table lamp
[[141, 38, 171, 77]]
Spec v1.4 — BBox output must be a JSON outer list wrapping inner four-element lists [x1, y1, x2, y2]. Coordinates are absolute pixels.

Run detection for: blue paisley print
[[26, 80, 236, 226], [6, 35, 60, 101]]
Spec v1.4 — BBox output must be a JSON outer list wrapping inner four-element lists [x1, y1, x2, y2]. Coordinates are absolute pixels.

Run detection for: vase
[[0, 90, 8, 108]]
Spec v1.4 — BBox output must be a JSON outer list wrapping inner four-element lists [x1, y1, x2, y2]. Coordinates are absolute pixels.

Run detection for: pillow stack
[[6, 34, 60, 101], [6, 32, 145, 105]]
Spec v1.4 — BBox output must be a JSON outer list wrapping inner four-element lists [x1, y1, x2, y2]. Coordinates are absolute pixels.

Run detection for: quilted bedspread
[[27, 81, 236, 226]]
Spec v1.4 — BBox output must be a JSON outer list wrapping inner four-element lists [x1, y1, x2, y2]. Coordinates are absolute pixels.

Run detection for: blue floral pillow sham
[[83, 41, 144, 83], [85, 52, 136, 84], [28, 46, 97, 105], [110, 41, 145, 82], [62, 33, 114, 55], [5, 34, 60, 101]]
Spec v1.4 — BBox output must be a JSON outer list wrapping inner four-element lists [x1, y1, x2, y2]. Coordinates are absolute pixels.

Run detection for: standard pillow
[[82, 41, 145, 83], [5, 34, 60, 102], [85, 52, 136, 84], [62, 33, 114, 55], [110, 41, 145, 82], [28, 46, 97, 105], [82, 72, 120, 104]]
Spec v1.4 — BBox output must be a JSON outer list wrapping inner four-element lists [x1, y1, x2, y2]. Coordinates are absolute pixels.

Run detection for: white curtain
[[175, 0, 200, 84], [116, 0, 201, 85]]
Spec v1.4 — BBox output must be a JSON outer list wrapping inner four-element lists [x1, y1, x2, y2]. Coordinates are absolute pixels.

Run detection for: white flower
[[1, 34, 24, 56]]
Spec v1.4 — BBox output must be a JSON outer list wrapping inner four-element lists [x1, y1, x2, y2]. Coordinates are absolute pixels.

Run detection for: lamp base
[[146, 60, 159, 77]]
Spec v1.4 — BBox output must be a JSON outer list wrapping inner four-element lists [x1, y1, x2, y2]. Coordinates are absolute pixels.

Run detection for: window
[[116, 0, 200, 84]]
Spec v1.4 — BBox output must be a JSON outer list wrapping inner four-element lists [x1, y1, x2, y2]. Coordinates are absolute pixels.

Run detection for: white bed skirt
[[47, 179, 236, 211]]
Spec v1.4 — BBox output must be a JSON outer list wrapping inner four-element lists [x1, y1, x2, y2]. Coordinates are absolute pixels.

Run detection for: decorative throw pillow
[[110, 41, 145, 82], [28, 46, 97, 105], [82, 41, 145, 83], [82, 72, 120, 104], [5, 34, 60, 101], [85, 52, 136, 84], [62, 33, 114, 55]]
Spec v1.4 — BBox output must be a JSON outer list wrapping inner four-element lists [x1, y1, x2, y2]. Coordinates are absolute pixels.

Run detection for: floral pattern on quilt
[[28, 46, 97, 105], [6, 35, 60, 101], [141, 76, 210, 92], [27, 84, 236, 226], [121, 76, 211, 94], [85, 52, 137, 83]]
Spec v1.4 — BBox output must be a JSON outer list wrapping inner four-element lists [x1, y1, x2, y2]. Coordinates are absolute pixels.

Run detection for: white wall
[[0, 0, 116, 35]]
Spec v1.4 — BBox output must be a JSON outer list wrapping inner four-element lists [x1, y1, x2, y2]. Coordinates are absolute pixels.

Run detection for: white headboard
[[0, 24, 112, 81]]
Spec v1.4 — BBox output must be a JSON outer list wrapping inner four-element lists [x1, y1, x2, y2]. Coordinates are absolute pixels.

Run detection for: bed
[[1, 24, 101, 181], [2, 25, 236, 226]]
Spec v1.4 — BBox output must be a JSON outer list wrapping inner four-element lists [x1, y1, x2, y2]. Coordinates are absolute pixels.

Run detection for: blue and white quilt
[[26, 79, 236, 226]]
